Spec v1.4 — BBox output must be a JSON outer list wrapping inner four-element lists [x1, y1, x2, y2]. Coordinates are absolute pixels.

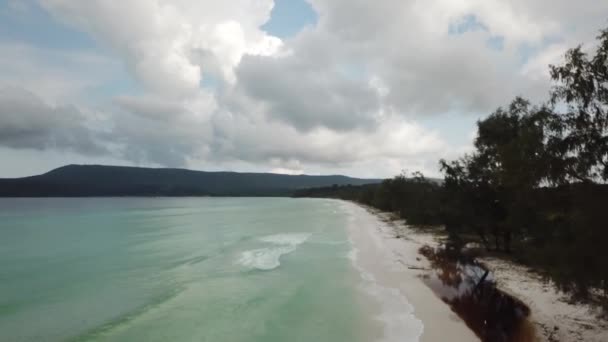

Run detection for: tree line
[[295, 28, 608, 310]]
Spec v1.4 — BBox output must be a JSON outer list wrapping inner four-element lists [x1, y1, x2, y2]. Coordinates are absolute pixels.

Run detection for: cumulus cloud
[[235, 0, 608, 125], [1, 0, 607, 177], [40, 0, 282, 95], [234, 53, 381, 131], [109, 101, 215, 167], [0, 86, 107, 154]]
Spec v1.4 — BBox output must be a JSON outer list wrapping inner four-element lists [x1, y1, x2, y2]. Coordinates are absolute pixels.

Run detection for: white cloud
[[1, 0, 607, 177], [40, 0, 282, 95]]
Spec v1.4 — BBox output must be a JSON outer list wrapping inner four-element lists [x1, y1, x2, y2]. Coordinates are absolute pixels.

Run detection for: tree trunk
[[474, 269, 490, 292], [503, 229, 512, 253], [477, 229, 490, 251], [493, 229, 501, 251]]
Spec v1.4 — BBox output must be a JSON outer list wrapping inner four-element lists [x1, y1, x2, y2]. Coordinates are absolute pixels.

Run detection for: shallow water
[[0, 198, 381, 342], [419, 246, 536, 342]]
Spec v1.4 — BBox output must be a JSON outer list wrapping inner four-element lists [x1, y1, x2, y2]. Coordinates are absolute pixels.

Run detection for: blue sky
[[263, 0, 317, 38]]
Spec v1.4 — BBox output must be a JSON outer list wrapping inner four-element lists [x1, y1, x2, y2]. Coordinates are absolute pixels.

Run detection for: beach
[[345, 200, 608, 342], [342, 201, 479, 342]]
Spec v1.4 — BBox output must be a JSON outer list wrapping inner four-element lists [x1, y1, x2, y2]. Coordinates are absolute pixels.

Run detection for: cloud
[[0, 42, 120, 104], [0, 86, 107, 154], [40, 0, 282, 95], [208, 105, 454, 175], [108, 102, 214, 167], [235, 0, 608, 125], [1, 0, 607, 177], [233, 52, 381, 131], [114, 96, 189, 121]]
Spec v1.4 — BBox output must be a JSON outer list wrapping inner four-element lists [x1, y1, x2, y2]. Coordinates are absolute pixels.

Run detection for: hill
[[0, 164, 383, 197]]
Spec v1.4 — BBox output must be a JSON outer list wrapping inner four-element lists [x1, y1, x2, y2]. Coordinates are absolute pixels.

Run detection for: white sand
[[343, 202, 479, 342], [480, 257, 608, 342]]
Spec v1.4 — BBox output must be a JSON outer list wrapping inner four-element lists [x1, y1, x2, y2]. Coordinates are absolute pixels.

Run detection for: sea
[[0, 197, 420, 342]]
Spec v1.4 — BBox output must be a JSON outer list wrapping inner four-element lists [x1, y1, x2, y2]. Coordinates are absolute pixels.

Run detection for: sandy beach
[[480, 257, 608, 342], [346, 201, 608, 342], [343, 201, 479, 342]]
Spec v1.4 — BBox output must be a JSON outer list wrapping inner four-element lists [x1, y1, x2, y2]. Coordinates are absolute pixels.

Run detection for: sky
[[0, 0, 607, 178]]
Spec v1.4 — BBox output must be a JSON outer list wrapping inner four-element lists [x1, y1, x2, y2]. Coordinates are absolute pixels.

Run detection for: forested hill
[[0, 165, 382, 197]]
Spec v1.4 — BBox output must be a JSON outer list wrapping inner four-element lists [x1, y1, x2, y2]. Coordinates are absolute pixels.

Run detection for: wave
[[238, 246, 295, 271], [349, 245, 423, 342], [71, 286, 185, 341], [258, 233, 311, 245], [168, 254, 210, 269], [238, 233, 311, 271]]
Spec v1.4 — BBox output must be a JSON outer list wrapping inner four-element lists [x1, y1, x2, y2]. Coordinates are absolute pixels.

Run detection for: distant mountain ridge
[[0, 164, 383, 197]]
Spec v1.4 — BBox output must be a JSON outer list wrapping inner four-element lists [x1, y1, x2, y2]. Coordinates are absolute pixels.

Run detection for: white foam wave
[[238, 246, 295, 271], [258, 233, 311, 245], [349, 245, 423, 342], [239, 233, 310, 271]]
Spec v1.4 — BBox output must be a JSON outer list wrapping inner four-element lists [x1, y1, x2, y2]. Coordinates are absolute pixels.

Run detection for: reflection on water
[[419, 246, 536, 342]]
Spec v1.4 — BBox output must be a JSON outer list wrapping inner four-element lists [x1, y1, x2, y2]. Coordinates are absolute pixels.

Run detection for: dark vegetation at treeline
[[295, 28, 608, 311]]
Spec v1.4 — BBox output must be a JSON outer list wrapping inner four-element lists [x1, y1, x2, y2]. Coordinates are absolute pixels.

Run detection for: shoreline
[[342, 201, 479, 342], [345, 200, 608, 342]]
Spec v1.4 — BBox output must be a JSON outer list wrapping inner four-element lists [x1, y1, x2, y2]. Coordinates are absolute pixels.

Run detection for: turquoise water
[[0, 198, 375, 342]]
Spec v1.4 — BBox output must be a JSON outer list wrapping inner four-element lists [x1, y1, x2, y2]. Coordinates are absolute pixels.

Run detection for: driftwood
[[474, 269, 490, 292], [397, 260, 430, 271], [408, 266, 429, 270]]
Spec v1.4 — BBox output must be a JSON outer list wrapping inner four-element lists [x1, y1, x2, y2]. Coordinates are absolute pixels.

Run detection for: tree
[[549, 28, 608, 183], [440, 98, 550, 252]]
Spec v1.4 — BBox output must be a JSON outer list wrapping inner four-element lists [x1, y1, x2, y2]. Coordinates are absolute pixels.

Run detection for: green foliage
[[439, 27, 608, 309], [548, 28, 608, 183], [293, 172, 442, 226]]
